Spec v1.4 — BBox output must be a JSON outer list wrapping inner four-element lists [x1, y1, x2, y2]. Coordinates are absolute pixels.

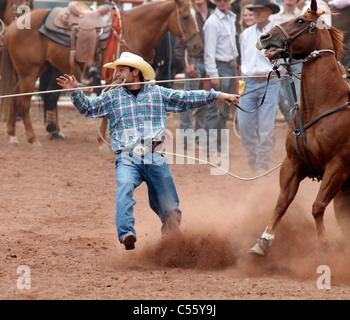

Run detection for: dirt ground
[[1, 102, 350, 301]]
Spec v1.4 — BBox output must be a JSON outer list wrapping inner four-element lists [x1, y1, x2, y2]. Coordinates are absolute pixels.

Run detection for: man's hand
[[185, 64, 197, 78], [210, 79, 220, 90], [218, 92, 240, 106], [57, 74, 78, 89]]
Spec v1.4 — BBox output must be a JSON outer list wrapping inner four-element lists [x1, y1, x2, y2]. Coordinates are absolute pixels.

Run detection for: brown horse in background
[[249, 0, 350, 256], [0, 0, 201, 148]]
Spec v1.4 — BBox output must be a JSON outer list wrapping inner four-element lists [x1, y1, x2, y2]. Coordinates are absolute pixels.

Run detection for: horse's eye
[[182, 16, 189, 23], [296, 18, 305, 25]]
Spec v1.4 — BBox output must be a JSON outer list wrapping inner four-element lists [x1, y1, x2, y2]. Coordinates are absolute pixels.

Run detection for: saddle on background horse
[[39, 1, 113, 84]]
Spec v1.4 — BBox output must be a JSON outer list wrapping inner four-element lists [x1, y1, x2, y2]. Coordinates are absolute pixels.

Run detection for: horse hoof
[[50, 131, 65, 140], [9, 135, 19, 145], [31, 141, 42, 150], [249, 237, 270, 256]]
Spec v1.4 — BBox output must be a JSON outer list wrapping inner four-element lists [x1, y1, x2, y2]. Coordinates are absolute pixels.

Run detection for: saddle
[[39, 2, 113, 84]]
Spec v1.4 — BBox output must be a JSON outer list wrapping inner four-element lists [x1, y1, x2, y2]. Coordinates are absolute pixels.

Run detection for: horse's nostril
[[260, 32, 271, 40]]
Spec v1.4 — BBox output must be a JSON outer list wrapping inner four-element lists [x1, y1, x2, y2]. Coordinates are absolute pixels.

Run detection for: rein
[[232, 70, 284, 113]]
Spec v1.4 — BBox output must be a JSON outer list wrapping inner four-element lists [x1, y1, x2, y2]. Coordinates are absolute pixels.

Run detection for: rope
[[160, 151, 282, 181], [0, 74, 289, 100]]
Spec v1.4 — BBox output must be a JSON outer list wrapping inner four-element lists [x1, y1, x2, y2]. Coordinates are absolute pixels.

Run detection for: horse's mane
[[329, 25, 345, 60]]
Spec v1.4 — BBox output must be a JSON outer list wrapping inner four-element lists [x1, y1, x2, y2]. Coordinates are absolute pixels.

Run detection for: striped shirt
[[69, 84, 219, 154]]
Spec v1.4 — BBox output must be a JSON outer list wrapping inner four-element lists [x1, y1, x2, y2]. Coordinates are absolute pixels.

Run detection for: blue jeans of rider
[[237, 77, 281, 172], [115, 151, 182, 242], [179, 59, 208, 146], [205, 61, 236, 155]]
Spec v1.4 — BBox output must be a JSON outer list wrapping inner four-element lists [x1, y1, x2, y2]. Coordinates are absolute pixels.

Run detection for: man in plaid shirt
[[57, 52, 239, 250]]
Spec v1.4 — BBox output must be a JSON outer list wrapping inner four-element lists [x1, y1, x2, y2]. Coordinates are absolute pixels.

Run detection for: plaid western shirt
[[69, 84, 219, 154]]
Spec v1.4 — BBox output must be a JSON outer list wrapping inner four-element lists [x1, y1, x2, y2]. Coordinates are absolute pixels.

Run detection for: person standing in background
[[203, 0, 239, 157], [175, 0, 213, 149], [240, 3, 256, 31], [237, 0, 281, 174]]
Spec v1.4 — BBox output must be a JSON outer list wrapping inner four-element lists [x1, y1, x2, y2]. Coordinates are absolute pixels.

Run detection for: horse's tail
[[0, 35, 17, 121]]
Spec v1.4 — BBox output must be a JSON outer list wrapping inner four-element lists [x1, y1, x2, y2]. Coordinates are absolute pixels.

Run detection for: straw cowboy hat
[[103, 52, 156, 81], [247, 0, 280, 14]]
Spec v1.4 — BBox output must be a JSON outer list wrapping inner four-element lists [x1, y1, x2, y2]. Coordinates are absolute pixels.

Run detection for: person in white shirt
[[203, 0, 238, 156], [272, 0, 302, 25], [237, 0, 281, 174]]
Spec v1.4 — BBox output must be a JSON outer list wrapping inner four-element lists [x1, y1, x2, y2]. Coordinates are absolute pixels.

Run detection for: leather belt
[[117, 141, 162, 156]]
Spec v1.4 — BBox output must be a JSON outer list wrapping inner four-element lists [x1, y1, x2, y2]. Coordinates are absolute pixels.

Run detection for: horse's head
[[170, 0, 202, 56], [256, 0, 343, 61]]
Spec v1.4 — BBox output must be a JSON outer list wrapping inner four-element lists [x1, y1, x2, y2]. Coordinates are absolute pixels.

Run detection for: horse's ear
[[310, 0, 317, 13]]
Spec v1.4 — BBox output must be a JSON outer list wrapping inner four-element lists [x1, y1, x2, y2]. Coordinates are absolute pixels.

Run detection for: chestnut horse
[[249, 0, 350, 256], [0, 0, 201, 148]]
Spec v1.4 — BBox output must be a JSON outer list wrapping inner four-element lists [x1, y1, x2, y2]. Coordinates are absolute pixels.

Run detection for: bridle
[[176, 0, 199, 44], [276, 21, 317, 55]]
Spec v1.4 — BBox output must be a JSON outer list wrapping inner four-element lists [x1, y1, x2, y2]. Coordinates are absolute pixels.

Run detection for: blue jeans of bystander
[[205, 61, 236, 155], [237, 77, 281, 172], [179, 59, 208, 146]]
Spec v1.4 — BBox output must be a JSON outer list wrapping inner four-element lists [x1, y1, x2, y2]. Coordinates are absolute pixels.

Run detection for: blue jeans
[[205, 61, 236, 154], [237, 77, 281, 172], [179, 59, 208, 145], [115, 151, 181, 242]]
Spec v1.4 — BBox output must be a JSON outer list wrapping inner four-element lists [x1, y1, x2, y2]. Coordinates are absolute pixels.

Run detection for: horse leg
[[333, 188, 350, 240], [249, 157, 305, 256], [6, 96, 20, 145], [13, 73, 43, 147], [311, 164, 349, 249], [98, 118, 110, 153], [17, 94, 41, 147]]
